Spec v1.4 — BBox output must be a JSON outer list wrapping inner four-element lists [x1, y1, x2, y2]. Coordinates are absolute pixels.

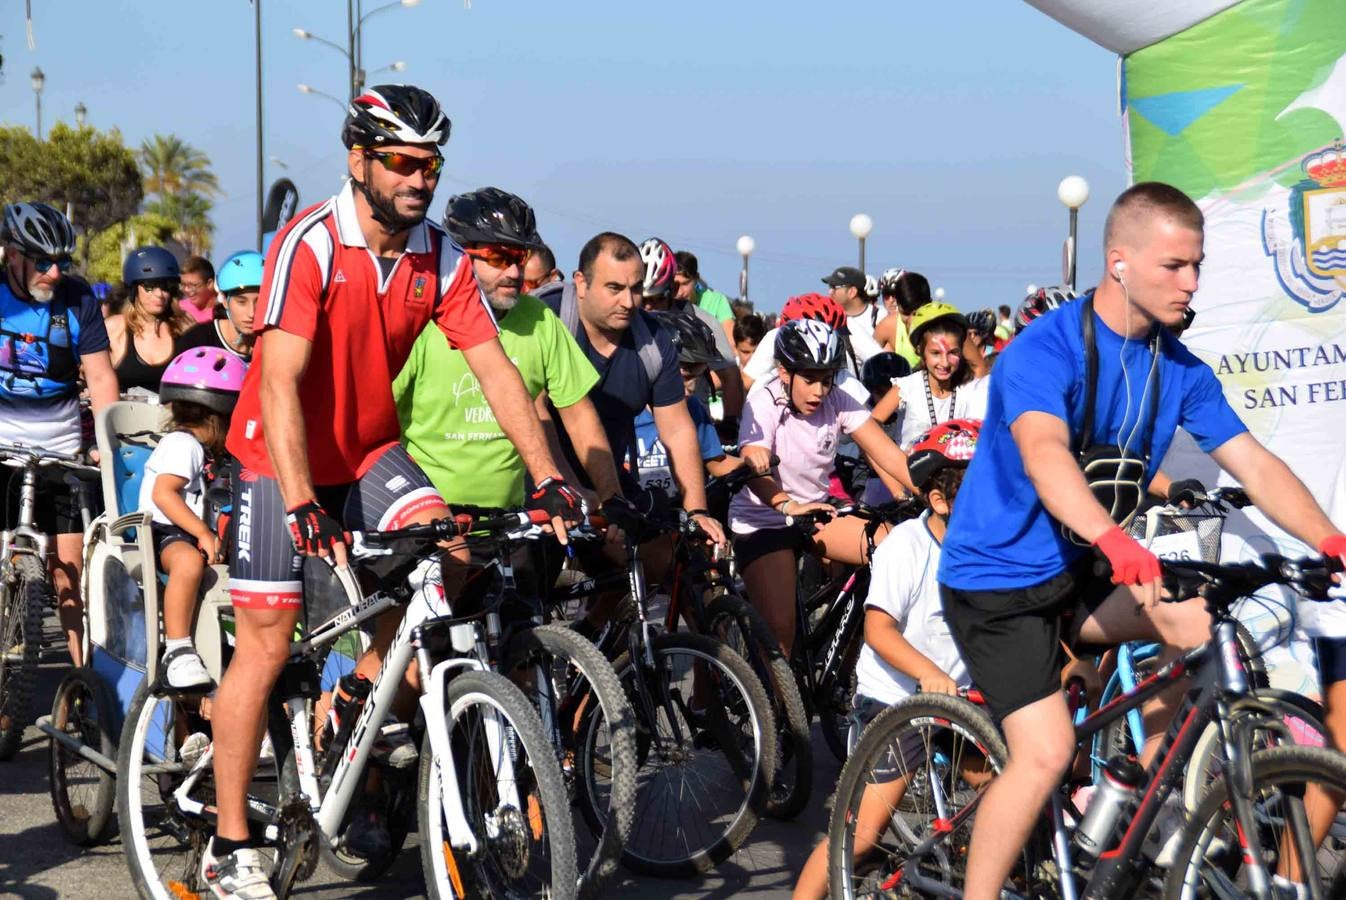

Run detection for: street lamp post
[[736, 235, 755, 304], [849, 213, 873, 273], [297, 83, 350, 112], [30, 67, 44, 139], [1057, 175, 1090, 292], [297, 0, 420, 99], [74, 102, 86, 128]]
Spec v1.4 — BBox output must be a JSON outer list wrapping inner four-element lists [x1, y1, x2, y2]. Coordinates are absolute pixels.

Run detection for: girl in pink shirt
[[731, 319, 913, 653]]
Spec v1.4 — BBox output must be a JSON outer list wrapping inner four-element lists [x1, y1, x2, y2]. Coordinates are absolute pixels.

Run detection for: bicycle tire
[[597, 631, 776, 877], [827, 692, 1011, 900], [419, 669, 578, 900], [1181, 688, 1325, 813], [1164, 744, 1346, 898], [502, 622, 637, 899], [707, 593, 814, 820], [0, 553, 48, 760], [316, 767, 415, 882], [48, 667, 117, 845]]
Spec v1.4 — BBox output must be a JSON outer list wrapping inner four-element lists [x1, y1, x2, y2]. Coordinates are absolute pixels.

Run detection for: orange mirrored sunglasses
[[465, 244, 531, 270]]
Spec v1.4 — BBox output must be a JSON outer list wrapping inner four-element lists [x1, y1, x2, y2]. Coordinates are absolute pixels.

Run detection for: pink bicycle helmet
[[159, 347, 247, 415]]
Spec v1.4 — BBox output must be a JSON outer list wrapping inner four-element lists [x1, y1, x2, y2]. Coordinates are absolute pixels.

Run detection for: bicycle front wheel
[[0, 554, 48, 760], [1164, 744, 1346, 899], [48, 668, 116, 845], [828, 693, 1012, 900], [419, 669, 578, 900], [502, 622, 636, 899], [599, 631, 777, 877]]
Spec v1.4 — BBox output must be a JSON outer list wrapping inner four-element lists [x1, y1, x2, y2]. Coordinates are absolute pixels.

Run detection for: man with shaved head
[[935, 181, 1346, 898]]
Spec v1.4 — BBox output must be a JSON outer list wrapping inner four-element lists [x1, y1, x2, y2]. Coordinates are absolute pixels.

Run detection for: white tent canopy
[[1022, 0, 1242, 54]]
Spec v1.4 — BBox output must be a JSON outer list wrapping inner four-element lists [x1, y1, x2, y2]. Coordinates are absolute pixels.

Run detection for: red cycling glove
[[1319, 534, 1346, 567], [286, 499, 347, 556], [1093, 525, 1162, 586]]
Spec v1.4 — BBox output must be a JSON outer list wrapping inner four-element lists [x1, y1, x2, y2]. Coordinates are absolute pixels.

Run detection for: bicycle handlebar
[[707, 454, 781, 496], [1159, 553, 1343, 605], [0, 442, 99, 475], [786, 497, 921, 529], [357, 507, 552, 548]]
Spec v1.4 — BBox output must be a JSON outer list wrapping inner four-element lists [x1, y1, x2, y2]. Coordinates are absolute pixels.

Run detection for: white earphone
[[1113, 260, 1128, 279]]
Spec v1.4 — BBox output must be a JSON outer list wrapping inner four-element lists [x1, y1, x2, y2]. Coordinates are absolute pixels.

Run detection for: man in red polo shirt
[[203, 85, 581, 898]]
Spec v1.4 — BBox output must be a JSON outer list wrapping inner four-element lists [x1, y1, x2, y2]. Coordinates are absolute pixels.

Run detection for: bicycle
[[0, 440, 99, 760], [549, 507, 779, 877], [117, 508, 578, 900], [827, 551, 1346, 899], [787, 497, 925, 762], [450, 505, 639, 898], [661, 460, 816, 820]]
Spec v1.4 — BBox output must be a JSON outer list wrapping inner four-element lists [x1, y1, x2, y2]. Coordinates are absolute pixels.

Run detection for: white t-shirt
[[847, 302, 888, 349], [730, 375, 871, 534], [744, 326, 884, 384], [137, 430, 207, 526], [892, 371, 990, 450], [855, 513, 970, 705]]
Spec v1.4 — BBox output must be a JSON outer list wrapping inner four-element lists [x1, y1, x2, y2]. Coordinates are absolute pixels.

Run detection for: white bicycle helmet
[[1, 201, 76, 259]]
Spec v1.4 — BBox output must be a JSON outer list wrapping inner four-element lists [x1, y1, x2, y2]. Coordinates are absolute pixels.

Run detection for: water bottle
[[1075, 755, 1143, 856], [323, 672, 372, 752]]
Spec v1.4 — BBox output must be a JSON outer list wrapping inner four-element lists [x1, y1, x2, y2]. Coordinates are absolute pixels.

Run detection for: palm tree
[[139, 134, 219, 254], [139, 134, 220, 199]]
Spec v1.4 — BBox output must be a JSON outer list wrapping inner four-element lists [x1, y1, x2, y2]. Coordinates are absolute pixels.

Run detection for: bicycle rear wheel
[[0, 554, 47, 760], [827, 693, 1012, 900], [707, 593, 813, 819], [118, 680, 282, 900], [419, 669, 577, 900], [597, 631, 776, 877], [1164, 745, 1346, 898]]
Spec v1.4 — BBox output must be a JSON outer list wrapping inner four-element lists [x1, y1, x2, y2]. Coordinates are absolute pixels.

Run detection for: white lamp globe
[[1026, 283, 1039, 295], [1057, 175, 1090, 210], [934, 288, 946, 301], [736, 235, 756, 257], [849, 214, 873, 240]]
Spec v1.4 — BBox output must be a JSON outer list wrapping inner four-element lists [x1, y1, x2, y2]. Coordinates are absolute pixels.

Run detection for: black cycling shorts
[[1316, 637, 1346, 687], [1, 464, 99, 535], [733, 525, 808, 570], [228, 444, 444, 611], [940, 555, 1116, 722]]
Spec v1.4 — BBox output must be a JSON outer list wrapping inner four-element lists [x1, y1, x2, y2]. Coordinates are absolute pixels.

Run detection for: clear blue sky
[[1, 0, 1125, 313]]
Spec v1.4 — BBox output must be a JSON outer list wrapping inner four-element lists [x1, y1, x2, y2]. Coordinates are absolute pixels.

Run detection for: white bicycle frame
[[174, 540, 522, 855]]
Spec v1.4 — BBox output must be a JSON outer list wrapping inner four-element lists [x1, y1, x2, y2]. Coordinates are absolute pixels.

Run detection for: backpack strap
[[1078, 296, 1098, 454], [558, 280, 581, 336], [630, 311, 665, 384]]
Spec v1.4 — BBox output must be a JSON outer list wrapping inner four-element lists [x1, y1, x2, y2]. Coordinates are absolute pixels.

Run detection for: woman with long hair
[[106, 246, 192, 394]]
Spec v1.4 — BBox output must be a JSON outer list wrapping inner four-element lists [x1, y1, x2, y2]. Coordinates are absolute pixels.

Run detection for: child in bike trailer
[[138, 347, 245, 691], [793, 418, 987, 900], [732, 318, 913, 655]]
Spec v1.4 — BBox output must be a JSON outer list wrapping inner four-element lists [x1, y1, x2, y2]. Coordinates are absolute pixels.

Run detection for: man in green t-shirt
[[394, 188, 621, 510]]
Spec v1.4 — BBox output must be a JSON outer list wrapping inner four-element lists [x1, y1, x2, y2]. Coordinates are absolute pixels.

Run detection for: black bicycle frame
[[795, 563, 870, 708]]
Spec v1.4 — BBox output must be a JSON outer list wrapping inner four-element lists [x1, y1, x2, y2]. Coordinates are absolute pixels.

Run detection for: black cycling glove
[[286, 499, 347, 556], [527, 476, 582, 523]]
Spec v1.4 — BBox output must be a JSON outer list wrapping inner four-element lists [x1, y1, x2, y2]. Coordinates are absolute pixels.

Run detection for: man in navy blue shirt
[[539, 232, 726, 547], [939, 182, 1346, 898]]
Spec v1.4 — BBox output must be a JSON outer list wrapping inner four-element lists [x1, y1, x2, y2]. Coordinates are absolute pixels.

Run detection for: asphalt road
[[0, 644, 841, 899]]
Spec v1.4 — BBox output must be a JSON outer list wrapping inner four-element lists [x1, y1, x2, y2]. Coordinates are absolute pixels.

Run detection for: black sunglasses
[[26, 253, 74, 274], [140, 279, 180, 294]]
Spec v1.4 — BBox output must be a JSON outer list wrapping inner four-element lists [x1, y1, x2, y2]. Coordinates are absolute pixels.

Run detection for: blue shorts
[[1315, 637, 1346, 687]]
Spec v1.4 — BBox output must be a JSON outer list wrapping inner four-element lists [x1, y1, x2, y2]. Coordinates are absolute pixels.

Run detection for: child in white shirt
[[138, 348, 245, 691], [794, 419, 985, 900]]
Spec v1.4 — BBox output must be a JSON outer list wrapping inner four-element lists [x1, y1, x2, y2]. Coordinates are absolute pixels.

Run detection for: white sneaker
[[164, 647, 213, 692], [201, 841, 275, 900]]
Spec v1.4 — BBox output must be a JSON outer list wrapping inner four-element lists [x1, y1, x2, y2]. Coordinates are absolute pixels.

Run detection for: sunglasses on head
[[465, 244, 531, 270], [25, 252, 73, 274], [362, 149, 444, 178]]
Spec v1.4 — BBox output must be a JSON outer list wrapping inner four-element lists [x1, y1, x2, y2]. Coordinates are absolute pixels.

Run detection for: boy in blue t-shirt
[[939, 183, 1346, 900]]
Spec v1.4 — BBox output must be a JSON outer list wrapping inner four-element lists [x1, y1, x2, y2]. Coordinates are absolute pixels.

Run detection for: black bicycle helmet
[[2, 201, 76, 258], [342, 84, 451, 149], [775, 319, 845, 371], [1014, 285, 1077, 334], [442, 187, 543, 249], [652, 310, 721, 366], [861, 351, 912, 394], [966, 308, 997, 341]]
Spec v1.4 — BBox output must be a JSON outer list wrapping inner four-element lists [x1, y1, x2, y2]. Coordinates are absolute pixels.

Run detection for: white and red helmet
[[342, 84, 451, 149], [640, 237, 678, 299]]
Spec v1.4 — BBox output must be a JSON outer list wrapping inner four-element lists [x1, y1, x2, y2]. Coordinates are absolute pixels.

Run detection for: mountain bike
[[0, 441, 99, 759], [117, 509, 577, 900], [550, 508, 778, 877], [827, 552, 1346, 899]]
